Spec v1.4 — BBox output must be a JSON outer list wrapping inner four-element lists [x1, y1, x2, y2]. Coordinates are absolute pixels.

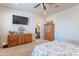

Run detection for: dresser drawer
[[8, 34, 32, 47]]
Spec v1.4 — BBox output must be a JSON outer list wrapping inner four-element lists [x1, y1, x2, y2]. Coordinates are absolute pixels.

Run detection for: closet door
[[45, 23, 54, 41]]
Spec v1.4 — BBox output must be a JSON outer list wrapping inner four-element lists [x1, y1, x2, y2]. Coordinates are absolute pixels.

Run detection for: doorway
[[35, 24, 40, 39]]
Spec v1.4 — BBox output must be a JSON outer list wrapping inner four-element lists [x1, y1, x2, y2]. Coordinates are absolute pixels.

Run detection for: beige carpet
[[0, 39, 49, 56]]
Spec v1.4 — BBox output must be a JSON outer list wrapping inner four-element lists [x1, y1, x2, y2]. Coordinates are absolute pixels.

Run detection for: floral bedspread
[[32, 40, 79, 56]]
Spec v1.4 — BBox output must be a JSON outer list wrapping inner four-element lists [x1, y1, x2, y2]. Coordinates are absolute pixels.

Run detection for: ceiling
[[0, 3, 79, 17]]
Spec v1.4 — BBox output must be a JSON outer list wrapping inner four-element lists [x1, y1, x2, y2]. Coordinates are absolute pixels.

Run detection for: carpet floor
[[0, 39, 49, 56]]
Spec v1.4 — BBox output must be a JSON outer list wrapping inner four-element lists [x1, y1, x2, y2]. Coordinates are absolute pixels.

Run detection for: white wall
[[46, 5, 79, 41], [0, 6, 44, 43]]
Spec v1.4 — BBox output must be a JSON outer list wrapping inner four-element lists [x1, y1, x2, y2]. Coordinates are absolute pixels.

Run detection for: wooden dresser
[[45, 22, 54, 41], [7, 34, 32, 47]]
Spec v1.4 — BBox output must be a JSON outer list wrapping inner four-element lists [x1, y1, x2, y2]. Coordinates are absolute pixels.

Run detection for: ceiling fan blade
[[34, 4, 40, 8], [42, 3, 46, 10], [44, 5, 46, 10]]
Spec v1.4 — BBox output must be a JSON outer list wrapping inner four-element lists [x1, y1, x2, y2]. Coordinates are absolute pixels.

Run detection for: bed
[[32, 40, 79, 56]]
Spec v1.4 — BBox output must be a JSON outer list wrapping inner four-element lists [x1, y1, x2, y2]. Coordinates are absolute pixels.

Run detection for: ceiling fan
[[34, 3, 57, 10], [34, 3, 46, 10]]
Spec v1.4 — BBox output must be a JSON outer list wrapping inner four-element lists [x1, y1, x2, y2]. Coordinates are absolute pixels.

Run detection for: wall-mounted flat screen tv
[[13, 15, 28, 25]]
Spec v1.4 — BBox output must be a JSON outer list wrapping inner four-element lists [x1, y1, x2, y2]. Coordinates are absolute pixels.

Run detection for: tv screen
[[13, 15, 28, 25]]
